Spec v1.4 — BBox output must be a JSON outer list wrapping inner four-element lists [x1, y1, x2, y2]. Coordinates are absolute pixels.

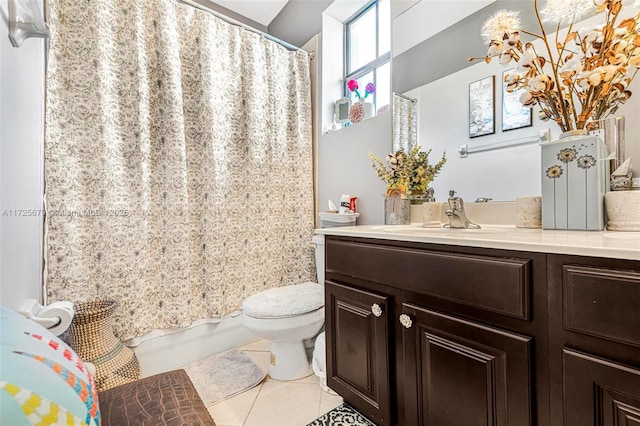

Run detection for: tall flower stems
[[533, 0, 573, 132]]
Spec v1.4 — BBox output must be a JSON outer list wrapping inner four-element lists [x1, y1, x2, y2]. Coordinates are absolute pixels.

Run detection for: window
[[344, 0, 390, 112]]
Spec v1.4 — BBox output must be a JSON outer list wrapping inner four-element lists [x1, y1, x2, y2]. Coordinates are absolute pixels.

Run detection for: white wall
[[320, 13, 344, 134], [317, 2, 393, 225], [0, 0, 46, 309], [318, 114, 390, 225], [395, 3, 640, 201], [392, 0, 493, 57]]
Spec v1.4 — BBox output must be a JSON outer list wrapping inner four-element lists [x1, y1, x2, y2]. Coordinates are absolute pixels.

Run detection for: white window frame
[[343, 0, 390, 109]]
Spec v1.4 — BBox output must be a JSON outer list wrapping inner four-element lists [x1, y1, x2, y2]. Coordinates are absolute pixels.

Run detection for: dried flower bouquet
[[471, 0, 640, 132], [369, 146, 446, 196]]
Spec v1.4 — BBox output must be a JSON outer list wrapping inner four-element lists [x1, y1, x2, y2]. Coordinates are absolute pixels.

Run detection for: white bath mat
[[183, 348, 266, 405]]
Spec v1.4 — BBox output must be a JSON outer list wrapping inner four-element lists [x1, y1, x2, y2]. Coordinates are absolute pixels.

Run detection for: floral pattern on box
[[541, 134, 608, 230]]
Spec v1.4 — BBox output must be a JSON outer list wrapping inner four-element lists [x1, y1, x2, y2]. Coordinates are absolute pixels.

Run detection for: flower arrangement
[[348, 79, 376, 100], [369, 146, 447, 196], [470, 0, 640, 132]]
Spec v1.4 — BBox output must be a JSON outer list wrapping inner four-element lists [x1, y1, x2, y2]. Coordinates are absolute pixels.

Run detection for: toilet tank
[[312, 234, 325, 285]]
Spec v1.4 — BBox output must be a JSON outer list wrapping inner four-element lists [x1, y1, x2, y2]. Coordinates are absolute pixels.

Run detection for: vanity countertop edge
[[315, 224, 640, 260]]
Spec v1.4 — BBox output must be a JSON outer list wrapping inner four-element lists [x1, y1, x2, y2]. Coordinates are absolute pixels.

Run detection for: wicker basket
[[69, 300, 140, 391]]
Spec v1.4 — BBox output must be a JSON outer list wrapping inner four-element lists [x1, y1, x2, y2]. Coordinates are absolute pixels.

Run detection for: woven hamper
[[69, 300, 140, 392]]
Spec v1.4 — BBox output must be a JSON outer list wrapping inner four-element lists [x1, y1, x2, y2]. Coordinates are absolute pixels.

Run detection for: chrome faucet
[[444, 191, 480, 229]]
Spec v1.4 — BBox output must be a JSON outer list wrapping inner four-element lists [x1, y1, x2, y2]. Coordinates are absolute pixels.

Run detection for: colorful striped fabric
[[1, 307, 101, 426]]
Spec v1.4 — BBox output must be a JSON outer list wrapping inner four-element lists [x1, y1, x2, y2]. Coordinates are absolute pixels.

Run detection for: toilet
[[242, 235, 325, 380]]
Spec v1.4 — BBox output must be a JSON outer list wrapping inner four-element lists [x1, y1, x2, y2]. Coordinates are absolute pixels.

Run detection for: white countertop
[[316, 224, 640, 261]]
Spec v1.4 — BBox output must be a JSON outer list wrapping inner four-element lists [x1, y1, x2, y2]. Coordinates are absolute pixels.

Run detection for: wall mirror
[[391, 0, 640, 202]]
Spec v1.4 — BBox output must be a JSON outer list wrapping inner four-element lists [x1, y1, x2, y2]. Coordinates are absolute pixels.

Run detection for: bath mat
[[183, 348, 266, 406], [306, 403, 376, 426]]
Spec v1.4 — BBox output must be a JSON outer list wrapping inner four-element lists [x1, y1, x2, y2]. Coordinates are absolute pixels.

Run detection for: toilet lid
[[242, 282, 324, 318]]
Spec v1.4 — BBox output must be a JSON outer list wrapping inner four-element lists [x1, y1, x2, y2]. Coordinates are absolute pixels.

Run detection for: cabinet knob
[[399, 314, 413, 329], [371, 303, 383, 317]]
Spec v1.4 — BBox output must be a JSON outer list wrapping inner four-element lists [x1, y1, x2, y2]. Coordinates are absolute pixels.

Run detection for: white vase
[[541, 131, 608, 230], [359, 98, 374, 119]]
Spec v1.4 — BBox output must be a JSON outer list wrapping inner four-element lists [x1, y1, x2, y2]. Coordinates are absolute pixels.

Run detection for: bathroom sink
[[370, 225, 512, 236]]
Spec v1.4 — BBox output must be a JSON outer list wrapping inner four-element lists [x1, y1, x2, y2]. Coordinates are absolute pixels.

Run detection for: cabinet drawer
[[326, 239, 531, 320], [562, 265, 640, 347]]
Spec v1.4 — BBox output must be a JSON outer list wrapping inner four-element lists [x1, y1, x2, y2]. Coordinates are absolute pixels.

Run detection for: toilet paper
[[19, 299, 74, 336]]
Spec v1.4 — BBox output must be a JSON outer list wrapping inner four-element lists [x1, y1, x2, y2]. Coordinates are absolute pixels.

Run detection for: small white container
[[605, 191, 640, 231], [515, 196, 542, 229], [422, 202, 442, 228], [318, 212, 359, 228]]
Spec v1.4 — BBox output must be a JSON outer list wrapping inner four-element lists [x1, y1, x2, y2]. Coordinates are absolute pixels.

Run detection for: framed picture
[[502, 69, 533, 131], [469, 76, 495, 138], [334, 97, 352, 124]]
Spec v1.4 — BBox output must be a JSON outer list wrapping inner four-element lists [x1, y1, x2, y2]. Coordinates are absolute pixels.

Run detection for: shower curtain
[[44, 0, 315, 340], [392, 93, 418, 152]]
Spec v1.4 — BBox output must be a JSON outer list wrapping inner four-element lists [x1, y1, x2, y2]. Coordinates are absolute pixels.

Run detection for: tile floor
[[207, 339, 344, 426]]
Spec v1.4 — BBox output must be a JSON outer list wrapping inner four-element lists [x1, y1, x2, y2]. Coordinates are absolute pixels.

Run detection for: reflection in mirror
[[391, 1, 640, 202], [392, 92, 417, 152]]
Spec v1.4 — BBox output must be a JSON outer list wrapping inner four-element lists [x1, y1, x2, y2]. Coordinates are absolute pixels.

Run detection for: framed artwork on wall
[[334, 97, 352, 124], [502, 69, 533, 131], [469, 76, 495, 138]]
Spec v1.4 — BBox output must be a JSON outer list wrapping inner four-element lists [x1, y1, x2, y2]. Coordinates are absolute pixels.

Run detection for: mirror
[[391, 1, 640, 202]]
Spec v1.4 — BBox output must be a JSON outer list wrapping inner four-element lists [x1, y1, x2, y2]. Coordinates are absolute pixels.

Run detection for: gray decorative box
[[541, 133, 609, 230]]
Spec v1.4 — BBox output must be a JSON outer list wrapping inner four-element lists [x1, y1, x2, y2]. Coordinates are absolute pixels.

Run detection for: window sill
[[323, 109, 390, 135]]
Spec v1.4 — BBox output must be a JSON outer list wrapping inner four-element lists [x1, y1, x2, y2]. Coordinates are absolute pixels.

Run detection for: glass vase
[[384, 193, 411, 225], [587, 116, 625, 170], [408, 192, 424, 205]]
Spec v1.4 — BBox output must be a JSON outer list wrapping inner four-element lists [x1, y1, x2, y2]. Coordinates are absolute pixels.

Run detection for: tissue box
[[318, 212, 359, 228], [541, 133, 608, 230]]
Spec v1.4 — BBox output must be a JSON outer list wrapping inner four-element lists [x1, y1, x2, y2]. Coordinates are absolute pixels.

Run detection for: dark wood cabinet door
[[548, 256, 640, 424], [563, 348, 640, 426], [325, 280, 392, 426], [401, 303, 533, 426]]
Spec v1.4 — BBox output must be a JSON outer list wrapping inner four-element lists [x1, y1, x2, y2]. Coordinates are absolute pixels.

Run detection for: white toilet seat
[[242, 282, 325, 380], [241, 236, 326, 381], [242, 282, 324, 318]]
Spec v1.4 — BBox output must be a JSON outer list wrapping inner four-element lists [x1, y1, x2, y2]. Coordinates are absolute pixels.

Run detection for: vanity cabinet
[[324, 236, 549, 426], [324, 234, 640, 425], [400, 304, 533, 426], [548, 255, 640, 426], [325, 281, 392, 426]]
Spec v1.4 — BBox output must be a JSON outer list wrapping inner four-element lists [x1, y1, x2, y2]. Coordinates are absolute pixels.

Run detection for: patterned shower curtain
[[44, 0, 315, 340], [392, 93, 418, 152]]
